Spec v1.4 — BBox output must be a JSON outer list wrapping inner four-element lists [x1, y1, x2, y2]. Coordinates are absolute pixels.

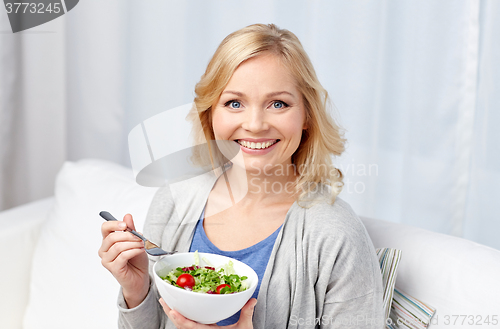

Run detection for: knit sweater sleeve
[[321, 292, 384, 328], [117, 275, 167, 329], [316, 199, 385, 329]]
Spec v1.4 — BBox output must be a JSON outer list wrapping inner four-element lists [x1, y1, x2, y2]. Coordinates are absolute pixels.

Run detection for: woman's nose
[[241, 107, 269, 132]]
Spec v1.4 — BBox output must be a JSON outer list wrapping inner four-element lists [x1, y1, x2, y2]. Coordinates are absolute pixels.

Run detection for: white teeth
[[237, 140, 277, 150]]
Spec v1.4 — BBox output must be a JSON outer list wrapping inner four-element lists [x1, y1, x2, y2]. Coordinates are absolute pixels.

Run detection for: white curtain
[[0, 13, 66, 210], [0, 0, 498, 249]]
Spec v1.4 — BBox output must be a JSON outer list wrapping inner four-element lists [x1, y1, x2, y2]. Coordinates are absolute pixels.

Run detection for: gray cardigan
[[117, 171, 384, 328]]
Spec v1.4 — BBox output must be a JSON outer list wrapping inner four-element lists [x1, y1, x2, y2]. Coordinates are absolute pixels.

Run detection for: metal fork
[[99, 211, 176, 256]]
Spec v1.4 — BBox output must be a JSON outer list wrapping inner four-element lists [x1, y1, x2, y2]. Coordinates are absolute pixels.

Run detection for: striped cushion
[[376, 248, 402, 320], [376, 248, 437, 328], [387, 288, 436, 329]]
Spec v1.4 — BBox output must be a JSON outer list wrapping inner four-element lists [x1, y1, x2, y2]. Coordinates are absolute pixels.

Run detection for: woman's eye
[[225, 100, 241, 109], [272, 101, 288, 109]]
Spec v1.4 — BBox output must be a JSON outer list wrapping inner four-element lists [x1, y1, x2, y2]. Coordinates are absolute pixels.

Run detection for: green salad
[[160, 251, 249, 294]]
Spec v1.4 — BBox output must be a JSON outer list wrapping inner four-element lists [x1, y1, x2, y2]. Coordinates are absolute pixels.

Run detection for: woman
[[99, 24, 384, 329]]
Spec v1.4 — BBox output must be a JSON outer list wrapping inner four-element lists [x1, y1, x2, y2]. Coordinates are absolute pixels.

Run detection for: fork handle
[[99, 211, 146, 242]]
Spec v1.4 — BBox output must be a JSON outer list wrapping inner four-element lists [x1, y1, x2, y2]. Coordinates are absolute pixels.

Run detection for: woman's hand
[[159, 298, 257, 329], [98, 213, 150, 308]]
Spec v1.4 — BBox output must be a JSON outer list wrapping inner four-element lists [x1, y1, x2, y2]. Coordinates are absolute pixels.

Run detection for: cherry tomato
[[216, 284, 231, 294], [176, 273, 195, 289]]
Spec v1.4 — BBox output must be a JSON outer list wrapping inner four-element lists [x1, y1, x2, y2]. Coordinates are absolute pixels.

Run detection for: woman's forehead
[[223, 54, 300, 95]]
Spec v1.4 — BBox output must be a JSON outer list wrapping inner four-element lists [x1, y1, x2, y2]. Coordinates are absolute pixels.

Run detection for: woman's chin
[[235, 160, 287, 177]]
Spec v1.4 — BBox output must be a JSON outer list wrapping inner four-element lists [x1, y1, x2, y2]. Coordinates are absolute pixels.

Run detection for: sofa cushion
[[0, 197, 53, 329], [23, 159, 157, 329]]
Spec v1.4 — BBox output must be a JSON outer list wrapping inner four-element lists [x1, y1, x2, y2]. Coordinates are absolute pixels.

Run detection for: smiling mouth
[[235, 139, 280, 150]]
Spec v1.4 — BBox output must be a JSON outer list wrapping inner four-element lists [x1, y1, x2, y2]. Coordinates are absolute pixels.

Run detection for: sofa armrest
[[0, 197, 55, 329]]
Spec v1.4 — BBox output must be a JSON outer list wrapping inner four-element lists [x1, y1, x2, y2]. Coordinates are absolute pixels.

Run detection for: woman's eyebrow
[[266, 91, 295, 98], [221, 90, 295, 98], [221, 90, 244, 97]]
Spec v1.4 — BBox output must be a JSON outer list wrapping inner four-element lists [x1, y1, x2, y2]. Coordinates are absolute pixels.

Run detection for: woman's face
[[212, 53, 307, 175]]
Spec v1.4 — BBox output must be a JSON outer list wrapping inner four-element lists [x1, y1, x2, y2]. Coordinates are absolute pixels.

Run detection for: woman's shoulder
[[303, 195, 361, 226], [297, 193, 371, 245], [297, 196, 379, 277]]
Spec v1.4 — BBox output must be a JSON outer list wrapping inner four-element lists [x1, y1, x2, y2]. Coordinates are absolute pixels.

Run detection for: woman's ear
[[302, 110, 309, 130]]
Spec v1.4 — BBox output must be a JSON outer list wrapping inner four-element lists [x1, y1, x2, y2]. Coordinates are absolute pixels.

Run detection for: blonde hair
[[188, 23, 346, 206]]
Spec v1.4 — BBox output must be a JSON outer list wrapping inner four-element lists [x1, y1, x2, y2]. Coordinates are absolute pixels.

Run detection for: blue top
[[189, 206, 282, 326]]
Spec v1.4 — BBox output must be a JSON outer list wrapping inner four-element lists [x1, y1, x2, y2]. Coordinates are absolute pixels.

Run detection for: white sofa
[[1, 159, 499, 329]]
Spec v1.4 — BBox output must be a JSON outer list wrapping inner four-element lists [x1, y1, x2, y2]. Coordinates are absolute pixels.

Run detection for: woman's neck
[[222, 162, 299, 206]]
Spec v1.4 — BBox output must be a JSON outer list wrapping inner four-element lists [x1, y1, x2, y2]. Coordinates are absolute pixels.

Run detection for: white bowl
[[153, 252, 258, 324]]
